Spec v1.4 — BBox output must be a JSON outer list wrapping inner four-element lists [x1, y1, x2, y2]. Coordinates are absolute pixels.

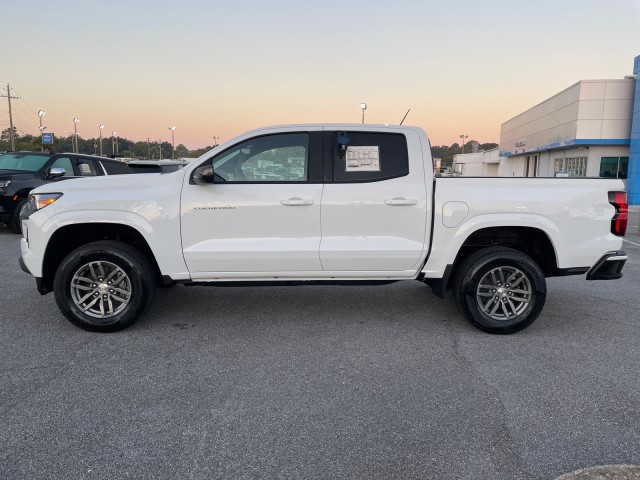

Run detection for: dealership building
[[495, 54, 640, 205]]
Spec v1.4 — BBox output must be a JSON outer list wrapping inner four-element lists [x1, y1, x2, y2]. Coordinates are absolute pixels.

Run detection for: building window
[[555, 157, 587, 177], [599, 157, 628, 179], [554, 158, 564, 174]]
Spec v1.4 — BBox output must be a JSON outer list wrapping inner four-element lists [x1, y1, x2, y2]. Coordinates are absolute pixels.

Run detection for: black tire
[[53, 241, 156, 332], [453, 247, 546, 334], [8, 198, 28, 234]]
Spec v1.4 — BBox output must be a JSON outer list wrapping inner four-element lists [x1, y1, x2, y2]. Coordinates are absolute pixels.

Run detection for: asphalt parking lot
[[1, 226, 639, 480]]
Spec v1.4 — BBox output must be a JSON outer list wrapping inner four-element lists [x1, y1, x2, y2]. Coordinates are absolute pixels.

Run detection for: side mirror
[[192, 165, 214, 185], [48, 167, 66, 179]]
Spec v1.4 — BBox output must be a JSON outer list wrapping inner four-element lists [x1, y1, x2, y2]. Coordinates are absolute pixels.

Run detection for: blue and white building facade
[[499, 54, 640, 205], [630, 55, 640, 205]]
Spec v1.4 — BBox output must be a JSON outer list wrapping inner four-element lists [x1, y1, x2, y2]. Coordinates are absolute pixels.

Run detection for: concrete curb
[[628, 205, 640, 238], [555, 464, 640, 479]]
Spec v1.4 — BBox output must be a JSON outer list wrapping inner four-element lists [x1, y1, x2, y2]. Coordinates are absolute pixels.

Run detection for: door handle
[[384, 197, 418, 206], [280, 197, 314, 206]]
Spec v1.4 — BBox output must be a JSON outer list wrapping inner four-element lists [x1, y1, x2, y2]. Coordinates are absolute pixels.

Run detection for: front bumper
[[586, 251, 627, 280], [18, 254, 30, 274], [0, 195, 12, 222], [18, 247, 48, 294]]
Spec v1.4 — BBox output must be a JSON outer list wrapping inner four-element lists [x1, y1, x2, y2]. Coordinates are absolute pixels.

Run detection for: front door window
[[50, 157, 73, 176], [212, 134, 308, 183]]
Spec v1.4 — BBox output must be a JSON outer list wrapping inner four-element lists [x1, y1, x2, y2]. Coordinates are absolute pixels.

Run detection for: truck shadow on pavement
[[139, 281, 471, 335]]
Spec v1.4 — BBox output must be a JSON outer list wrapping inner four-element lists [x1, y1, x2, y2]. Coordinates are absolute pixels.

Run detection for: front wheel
[[453, 247, 546, 334], [8, 198, 28, 234], [53, 241, 156, 332]]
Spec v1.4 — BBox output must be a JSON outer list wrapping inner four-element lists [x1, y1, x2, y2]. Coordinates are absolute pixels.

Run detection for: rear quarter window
[[100, 160, 132, 175]]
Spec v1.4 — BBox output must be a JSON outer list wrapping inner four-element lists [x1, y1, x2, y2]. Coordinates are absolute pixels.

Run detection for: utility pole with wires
[[1, 84, 19, 150]]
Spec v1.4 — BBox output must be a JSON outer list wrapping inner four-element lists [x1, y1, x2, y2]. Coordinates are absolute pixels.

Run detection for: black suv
[[0, 151, 131, 233]]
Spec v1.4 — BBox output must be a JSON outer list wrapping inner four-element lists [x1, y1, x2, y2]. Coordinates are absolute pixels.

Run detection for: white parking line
[[623, 238, 640, 246]]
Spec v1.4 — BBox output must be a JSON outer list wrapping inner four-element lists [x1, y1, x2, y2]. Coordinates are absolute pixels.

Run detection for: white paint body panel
[[181, 183, 323, 272], [422, 177, 625, 278], [22, 171, 190, 279]]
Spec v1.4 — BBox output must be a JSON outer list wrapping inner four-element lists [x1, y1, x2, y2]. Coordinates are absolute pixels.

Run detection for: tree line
[[1, 127, 498, 165], [431, 141, 499, 169], [0, 127, 214, 159]]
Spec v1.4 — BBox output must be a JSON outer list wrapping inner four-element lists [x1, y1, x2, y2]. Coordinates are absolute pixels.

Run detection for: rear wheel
[[8, 198, 28, 234], [53, 241, 156, 332], [453, 247, 546, 334]]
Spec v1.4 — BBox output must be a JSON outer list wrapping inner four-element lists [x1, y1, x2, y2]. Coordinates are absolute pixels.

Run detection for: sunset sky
[[2, 0, 639, 149]]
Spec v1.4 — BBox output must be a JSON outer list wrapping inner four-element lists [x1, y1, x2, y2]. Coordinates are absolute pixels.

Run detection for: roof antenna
[[399, 109, 410, 125]]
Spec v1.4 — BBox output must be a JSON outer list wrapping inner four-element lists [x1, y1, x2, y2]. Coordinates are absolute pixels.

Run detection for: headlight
[[29, 193, 63, 211], [0, 180, 11, 188]]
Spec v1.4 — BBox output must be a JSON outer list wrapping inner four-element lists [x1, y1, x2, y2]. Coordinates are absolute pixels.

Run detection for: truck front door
[[181, 131, 324, 275]]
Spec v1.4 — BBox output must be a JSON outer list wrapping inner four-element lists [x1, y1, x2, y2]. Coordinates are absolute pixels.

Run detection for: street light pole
[[360, 102, 367, 124], [99, 124, 104, 156], [212, 136, 219, 147], [168, 126, 176, 159], [147, 138, 151, 159], [459, 134, 468, 154], [112, 131, 117, 156], [38, 110, 46, 151], [1, 84, 19, 151], [73, 117, 80, 153]]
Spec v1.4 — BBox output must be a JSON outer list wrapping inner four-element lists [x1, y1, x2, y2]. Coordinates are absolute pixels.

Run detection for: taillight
[[608, 191, 628, 237]]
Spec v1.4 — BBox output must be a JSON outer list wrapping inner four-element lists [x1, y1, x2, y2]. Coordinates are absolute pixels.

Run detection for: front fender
[[46, 209, 190, 280]]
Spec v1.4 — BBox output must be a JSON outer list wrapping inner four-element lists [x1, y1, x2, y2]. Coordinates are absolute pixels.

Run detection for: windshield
[[0, 153, 49, 172]]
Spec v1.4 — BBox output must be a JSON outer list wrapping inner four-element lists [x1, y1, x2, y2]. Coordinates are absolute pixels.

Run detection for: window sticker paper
[[345, 146, 380, 172]]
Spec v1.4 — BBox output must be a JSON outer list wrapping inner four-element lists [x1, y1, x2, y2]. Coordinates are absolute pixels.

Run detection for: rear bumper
[[586, 251, 627, 280]]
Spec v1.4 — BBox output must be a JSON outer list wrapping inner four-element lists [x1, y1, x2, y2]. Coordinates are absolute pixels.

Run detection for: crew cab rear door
[[319, 129, 428, 272]]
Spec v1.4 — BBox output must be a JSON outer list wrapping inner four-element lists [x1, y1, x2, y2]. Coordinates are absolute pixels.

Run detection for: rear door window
[[330, 132, 409, 183], [75, 158, 100, 176]]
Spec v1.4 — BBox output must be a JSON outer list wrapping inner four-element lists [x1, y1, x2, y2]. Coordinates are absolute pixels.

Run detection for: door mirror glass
[[192, 165, 215, 185]]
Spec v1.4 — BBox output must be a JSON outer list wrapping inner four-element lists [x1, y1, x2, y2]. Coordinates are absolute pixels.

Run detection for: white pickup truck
[[19, 124, 629, 334]]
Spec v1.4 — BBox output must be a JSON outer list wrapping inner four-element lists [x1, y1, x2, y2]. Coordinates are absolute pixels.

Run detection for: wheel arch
[[13, 187, 33, 199], [40, 223, 163, 294], [8, 188, 32, 213], [425, 224, 560, 297], [451, 225, 559, 280]]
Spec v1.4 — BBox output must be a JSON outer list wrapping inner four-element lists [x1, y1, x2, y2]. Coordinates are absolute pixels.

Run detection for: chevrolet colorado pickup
[[19, 124, 628, 334]]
